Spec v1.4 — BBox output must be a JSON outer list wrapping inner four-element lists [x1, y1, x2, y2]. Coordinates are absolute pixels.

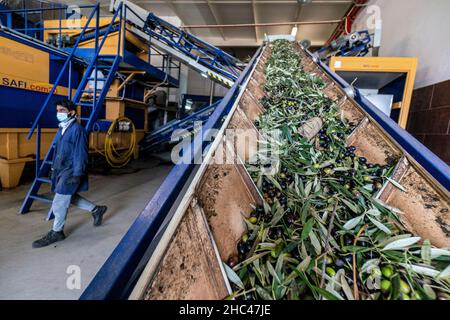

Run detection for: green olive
[[363, 176, 372, 182], [401, 293, 411, 300], [412, 292, 423, 300], [313, 163, 320, 170], [326, 256, 333, 265], [400, 279, 411, 295], [326, 267, 336, 277], [381, 265, 394, 279], [241, 234, 249, 242], [380, 279, 391, 293], [249, 217, 258, 224]]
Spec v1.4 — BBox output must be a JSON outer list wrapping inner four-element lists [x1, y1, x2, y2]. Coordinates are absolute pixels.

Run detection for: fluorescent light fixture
[[291, 26, 298, 37]]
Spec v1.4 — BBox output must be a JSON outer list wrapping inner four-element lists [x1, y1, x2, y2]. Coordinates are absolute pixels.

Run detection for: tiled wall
[[407, 79, 450, 164]]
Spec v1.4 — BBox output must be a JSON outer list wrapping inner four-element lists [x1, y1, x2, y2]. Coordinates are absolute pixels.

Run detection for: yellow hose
[[103, 117, 136, 168]]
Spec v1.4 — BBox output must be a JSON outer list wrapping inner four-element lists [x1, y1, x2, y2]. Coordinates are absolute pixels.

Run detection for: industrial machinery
[[329, 56, 417, 129], [79, 40, 449, 299], [316, 30, 372, 64], [0, 2, 244, 220]]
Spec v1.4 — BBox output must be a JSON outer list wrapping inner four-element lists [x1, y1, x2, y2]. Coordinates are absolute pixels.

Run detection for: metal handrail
[[26, 4, 100, 140]]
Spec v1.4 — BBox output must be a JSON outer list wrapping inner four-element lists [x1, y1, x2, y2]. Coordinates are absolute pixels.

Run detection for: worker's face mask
[[56, 112, 69, 123]]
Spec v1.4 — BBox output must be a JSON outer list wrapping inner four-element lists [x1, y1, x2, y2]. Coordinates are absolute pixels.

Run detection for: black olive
[[359, 157, 368, 164], [256, 206, 264, 215], [335, 258, 345, 268], [250, 210, 259, 218], [243, 293, 254, 300], [238, 242, 246, 256], [344, 235, 354, 246], [367, 164, 375, 169], [245, 241, 253, 252], [348, 146, 356, 152], [343, 255, 353, 264], [227, 256, 238, 267], [359, 240, 369, 247]]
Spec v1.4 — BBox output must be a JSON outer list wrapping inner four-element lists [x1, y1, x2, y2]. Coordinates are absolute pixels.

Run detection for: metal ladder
[[19, 4, 124, 216]]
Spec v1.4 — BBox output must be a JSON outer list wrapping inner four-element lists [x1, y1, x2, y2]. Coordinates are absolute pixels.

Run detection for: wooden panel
[[379, 157, 450, 248], [144, 202, 229, 300]]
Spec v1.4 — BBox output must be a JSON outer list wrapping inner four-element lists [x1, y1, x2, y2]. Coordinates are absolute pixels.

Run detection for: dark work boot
[[32, 230, 66, 248], [92, 205, 107, 226]]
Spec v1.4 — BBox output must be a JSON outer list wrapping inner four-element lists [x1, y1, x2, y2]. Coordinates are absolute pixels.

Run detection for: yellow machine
[[329, 56, 417, 129], [0, 15, 172, 188]]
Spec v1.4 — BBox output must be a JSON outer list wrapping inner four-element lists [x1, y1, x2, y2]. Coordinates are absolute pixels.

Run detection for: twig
[[320, 203, 337, 288], [352, 224, 368, 300]]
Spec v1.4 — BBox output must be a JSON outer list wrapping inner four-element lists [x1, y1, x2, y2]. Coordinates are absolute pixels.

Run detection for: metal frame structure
[[80, 44, 263, 300]]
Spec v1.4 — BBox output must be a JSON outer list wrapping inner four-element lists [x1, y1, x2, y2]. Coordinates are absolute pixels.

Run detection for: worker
[[32, 100, 107, 248]]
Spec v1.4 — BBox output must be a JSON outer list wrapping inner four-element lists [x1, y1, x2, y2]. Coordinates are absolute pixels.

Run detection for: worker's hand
[[67, 176, 81, 185]]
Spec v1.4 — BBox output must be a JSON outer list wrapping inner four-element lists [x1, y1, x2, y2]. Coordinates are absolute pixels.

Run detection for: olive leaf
[[386, 177, 407, 192], [366, 208, 381, 216], [340, 274, 355, 300], [340, 198, 359, 214], [382, 237, 421, 251], [309, 231, 322, 255], [256, 285, 273, 300], [421, 240, 432, 265], [399, 263, 440, 278], [430, 248, 450, 259], [367, 215, 391, 234], [423, 284, 437, 299], [378, 233, 413, 247], [223, 262, 245, 290], [300, 218, 315, 241], [438, 265, 450, 280], [266, 261, 282, 284], [343, 214, 365, 230]]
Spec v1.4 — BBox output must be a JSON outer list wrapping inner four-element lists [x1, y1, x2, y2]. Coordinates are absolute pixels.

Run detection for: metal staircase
[[19, 4, 124, 216]]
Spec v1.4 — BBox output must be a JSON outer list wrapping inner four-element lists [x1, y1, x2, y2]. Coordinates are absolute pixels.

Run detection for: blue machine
[[317, 30, 372, 64], [0, 0, 245, 217], [139, 99, 221, 155]]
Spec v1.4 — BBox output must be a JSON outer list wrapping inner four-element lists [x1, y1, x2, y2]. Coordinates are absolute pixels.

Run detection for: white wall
[[187, 70, 228, 97], [353, 0, 450, 89]]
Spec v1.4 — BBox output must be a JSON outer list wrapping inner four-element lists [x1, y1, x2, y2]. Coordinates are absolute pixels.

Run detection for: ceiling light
[[291, 26, 298, 37]]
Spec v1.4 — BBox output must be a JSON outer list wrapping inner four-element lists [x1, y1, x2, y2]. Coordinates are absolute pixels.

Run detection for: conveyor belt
[[81, 42, 450, 300]]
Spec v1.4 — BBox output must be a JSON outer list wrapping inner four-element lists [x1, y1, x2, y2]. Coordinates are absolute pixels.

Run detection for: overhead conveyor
[[109, 0, 244, 88], [80, 40, 450, 300]]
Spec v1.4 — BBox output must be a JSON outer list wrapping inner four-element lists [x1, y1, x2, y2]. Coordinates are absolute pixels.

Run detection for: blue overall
[[50, 120, 96, 232]]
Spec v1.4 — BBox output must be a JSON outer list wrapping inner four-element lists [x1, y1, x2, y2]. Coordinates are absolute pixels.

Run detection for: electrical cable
[[95, 117, 137, 168]]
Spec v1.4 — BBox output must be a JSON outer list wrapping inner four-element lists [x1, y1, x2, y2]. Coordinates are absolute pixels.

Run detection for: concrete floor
[[0, 159, 172, 300]]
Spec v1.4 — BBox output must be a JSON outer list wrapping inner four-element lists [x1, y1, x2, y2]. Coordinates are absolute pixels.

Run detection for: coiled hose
[[100, 117, 136, 168]]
